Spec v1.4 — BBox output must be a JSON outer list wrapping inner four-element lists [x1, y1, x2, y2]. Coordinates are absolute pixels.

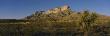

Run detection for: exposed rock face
[[60, 5, 70, 11], [24, 6, 71, 23], [25, 5, 72, 20], [46, 5, 70, 14]]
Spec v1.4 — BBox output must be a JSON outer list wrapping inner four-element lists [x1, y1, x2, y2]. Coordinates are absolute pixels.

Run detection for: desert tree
[[79, 10, 98, 36]]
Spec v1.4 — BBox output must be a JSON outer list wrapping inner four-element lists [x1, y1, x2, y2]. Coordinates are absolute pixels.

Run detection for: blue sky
[[0, 0, 110, 19]]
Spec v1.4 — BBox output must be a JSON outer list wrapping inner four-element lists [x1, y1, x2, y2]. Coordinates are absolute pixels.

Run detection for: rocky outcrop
[[25, 5, 72, 20], [46, 5, 71, 14]]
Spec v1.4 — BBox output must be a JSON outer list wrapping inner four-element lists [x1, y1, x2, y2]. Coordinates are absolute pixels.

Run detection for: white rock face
[[60, 5, 70, 11], [46, 5, 70, 14]]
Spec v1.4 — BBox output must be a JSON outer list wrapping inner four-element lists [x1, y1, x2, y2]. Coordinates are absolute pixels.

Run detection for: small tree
[[79, 10, 98, 36]]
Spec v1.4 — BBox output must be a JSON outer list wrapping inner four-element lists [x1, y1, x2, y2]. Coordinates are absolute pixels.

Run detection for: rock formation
[[46, 5, 70, 14]]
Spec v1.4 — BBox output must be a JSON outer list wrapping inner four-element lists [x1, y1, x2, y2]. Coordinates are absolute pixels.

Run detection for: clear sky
[[0, 0, 110, 19]]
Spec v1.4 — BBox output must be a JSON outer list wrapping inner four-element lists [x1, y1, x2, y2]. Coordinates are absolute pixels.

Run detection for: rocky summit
[[25, 5, 73, 20], [46, 5, 71, 14]]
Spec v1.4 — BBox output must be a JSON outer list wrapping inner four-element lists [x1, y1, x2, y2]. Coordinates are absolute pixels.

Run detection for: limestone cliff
[[25, 5, 72, 19], [46, 5, 71, 14]]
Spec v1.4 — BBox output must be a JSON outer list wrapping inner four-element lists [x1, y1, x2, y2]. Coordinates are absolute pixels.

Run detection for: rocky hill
[[25, 5, 73, 22], [0, 5, 110, 36], [22, 5, 110, 36], [25, 5, 110, 25]]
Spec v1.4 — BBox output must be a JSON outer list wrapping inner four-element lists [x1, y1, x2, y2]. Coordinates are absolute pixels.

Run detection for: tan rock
[[46, 5, 70, 14]]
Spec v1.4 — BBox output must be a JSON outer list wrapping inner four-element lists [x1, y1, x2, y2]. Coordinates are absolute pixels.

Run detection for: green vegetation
[[0, 6, 110, 36]]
